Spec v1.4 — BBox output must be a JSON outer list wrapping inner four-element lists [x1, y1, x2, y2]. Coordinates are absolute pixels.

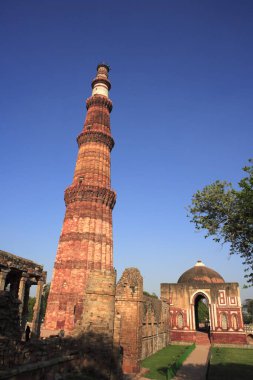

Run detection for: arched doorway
[[194, 294, 210, 332]]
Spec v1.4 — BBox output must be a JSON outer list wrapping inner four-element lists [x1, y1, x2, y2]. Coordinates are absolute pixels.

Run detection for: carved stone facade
[[42, 64, 116, 338], [0, 250, 46, 338], [161, 260, 247, 345]]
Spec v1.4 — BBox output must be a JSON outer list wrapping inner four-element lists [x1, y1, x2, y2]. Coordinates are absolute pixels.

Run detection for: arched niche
[[193, 293, 210, 332]]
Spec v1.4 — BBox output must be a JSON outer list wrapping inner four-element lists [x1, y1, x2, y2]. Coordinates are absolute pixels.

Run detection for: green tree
[[242, 298, 253, 324], [27, 283, 50, 323], [246, 299, 253, 316], [188, 159, 253, 286], [143, 291, 158, 298], [28, 297, 36, 322], [40, 283, 50, 321], [197, 299, 209, 323]]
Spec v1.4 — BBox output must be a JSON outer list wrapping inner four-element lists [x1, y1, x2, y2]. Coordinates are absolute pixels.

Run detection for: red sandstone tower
[[42, 64, 116, 337]]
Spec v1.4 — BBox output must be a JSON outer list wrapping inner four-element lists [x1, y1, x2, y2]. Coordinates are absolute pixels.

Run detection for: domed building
[[161, 260, 247, 344], [177, 260, 225, 284]]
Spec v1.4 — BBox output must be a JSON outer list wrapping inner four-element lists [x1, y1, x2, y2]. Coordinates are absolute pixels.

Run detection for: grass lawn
[[208, 347, 253, 380], [141, 345, 190, 380]]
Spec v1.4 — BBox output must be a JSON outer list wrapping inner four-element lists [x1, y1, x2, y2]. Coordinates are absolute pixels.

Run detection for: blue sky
[[1, 0, 252, 300]]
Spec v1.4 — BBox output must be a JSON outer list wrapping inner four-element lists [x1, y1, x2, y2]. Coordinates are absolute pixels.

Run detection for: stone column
[[18, 273, 31, 332], [18, 273, 29, 328], [31, 278, 44, 337], [19, 280, 31, 332], [0, 269, 10, 290]]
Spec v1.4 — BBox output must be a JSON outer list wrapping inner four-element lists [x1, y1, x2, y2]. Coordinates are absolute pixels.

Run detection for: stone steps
[[195, 331, 210, 345]]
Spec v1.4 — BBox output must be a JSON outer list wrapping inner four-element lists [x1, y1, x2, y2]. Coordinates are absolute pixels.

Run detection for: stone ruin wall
[[0, 290, 21, 341], [78, 269, 116, 337], [114, 268, 169, 374], [0, 250, 46, 340], [141, 294, 169, 360], [0, 334, 123, 380]]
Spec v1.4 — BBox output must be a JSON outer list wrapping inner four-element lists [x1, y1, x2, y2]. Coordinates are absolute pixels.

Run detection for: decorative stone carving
[[77, 131, 114, 151], [86, 95, 113, 111], [64, 183, 116, 209]]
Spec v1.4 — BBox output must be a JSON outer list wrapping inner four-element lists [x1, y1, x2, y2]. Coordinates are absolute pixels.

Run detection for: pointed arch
[[190, 290, 211, 305]]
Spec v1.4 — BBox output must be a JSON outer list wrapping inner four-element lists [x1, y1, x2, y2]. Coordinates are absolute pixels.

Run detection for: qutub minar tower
[[42, 64, 116, 337], [41, 64, 247, 373]]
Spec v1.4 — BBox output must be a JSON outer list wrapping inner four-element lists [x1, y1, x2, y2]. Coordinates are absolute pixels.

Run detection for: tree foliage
[[40, 283, 50, 320], [197, 299, 209, 323], [246, 299, 253, 315], [188, 159, 253, 286], [242, 298, 253, 324], [27, 283, 50, 322], [143, 291, 158, 298], [28, 297, 36, 322]]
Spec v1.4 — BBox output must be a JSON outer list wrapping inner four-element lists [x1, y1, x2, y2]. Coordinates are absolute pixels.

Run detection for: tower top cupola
[[92, 63, 111, 98]]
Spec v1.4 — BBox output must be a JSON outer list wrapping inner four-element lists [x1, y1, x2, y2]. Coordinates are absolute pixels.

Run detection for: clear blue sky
[[1, 1, 252, 300]]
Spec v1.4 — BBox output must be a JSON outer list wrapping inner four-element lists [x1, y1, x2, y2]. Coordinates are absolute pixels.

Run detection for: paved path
[[173, 345, 210, 380], [131, 344, 210, 380]]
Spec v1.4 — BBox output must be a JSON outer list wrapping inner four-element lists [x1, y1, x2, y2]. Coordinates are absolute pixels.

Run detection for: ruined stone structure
[[114, 268, 169, 373], [42, 64, 116, 338], [161, 260, 247, 345], [0, 250, 46, 338]]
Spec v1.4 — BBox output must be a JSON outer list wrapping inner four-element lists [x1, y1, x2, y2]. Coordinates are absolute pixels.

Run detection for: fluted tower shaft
[[42, 65, 116, 336]]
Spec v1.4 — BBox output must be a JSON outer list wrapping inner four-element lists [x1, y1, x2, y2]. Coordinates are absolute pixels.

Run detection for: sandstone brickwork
[[141, 295, 169, 359], [42, 64, 116, 338], [114, 268, 143, 373], [114, 268, 169, 374], [80, 269, 116, 337]]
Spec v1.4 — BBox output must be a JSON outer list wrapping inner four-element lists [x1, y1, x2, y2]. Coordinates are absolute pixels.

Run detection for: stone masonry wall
[[79, 269, 116, 337], [0, 291, 21, 340], [141, 295, 169, 359], [115, 268, 169, 374], [114, 268, 143, 374]]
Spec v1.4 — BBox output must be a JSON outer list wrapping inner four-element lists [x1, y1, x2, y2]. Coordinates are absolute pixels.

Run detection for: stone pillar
[[20, 279, 31, 331], [31, 278, 44, 337], [0, 269, 10, 290], [18, 273, 28, 318]]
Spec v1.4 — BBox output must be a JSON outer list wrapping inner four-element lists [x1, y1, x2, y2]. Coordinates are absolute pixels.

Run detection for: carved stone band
[[86, 95, 113, 112], [77, 131, 114, 151], [59, 232, 112, 245], [64, 184, 116, 209]]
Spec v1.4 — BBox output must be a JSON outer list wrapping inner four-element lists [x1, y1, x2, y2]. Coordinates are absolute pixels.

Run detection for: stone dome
[[177, 260, 225, 284]]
